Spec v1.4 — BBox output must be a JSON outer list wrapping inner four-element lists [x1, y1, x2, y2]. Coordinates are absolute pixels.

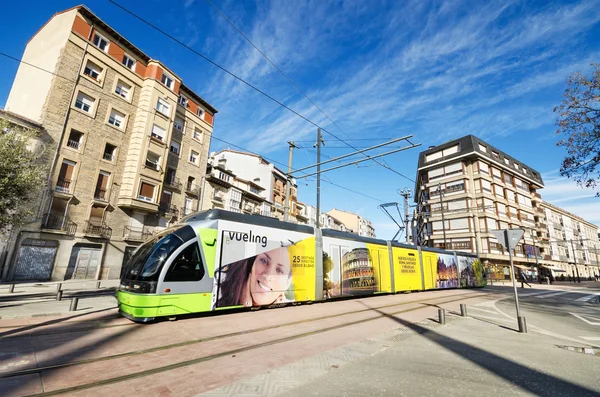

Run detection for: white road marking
[[519, 290, 565, 297], [569, 312, 600, 326], [468, 313, 511, 322], [469, 306, 500, 315], [535, 291, 571, 299], [580, 336, 600, 341], [575, 293, 600, 302]]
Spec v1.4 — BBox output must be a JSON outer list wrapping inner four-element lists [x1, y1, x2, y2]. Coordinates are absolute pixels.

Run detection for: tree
[[554, 63, 600, 195], [322, 251, 333, 296], [0, 119, 48, 231]]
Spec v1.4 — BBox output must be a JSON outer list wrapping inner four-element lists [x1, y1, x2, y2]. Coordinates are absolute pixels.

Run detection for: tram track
[[3, 290, 498, 396]]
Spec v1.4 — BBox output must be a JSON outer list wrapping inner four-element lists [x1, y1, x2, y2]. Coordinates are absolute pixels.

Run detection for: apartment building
[[326, 209, 376, 238], [320, 213, 349, 232], [414, 135, 547, 280], [201, 150, 306, 222], [1, 6, 217, 281], [540, 201, 600, 279]]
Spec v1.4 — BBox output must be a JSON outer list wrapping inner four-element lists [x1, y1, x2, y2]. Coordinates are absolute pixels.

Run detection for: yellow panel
[[288, 236, 316, 301], [366, 244, 392, 293], [421, 251, 438, 290], [392, 247, 422, 292]]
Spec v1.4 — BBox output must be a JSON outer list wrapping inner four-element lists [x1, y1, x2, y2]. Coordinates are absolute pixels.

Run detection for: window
[[193, 128, 203, 143], [156, 98, 170, 117], [189, 150, 199, 164], [522, 167, 528, 174], [491, 151, 500, 160], [161, 72, 174, 89], [187, 176, 196, 191], [145, 151, 161, 171], [514, 162, 519, 170], [138, 182, 155, 202], [481, 179, 491, 193], [92, 32, 109, 52], [115, 80, 131, 100], [122, 53, 136, 71], [478, 144, 487, 152], [151, 124, 166, 142], [108, 109, 126, 129], [491, 167, 502, 180], [477, 161, 489, 174], [184, 197, 193, 215], [178, 95, 188, 107], [165, 168, 177, 184], [67, 130, 83, 150], [504, 158, 510, 165], [197, 107, 205, 118], [170, 140, 181, 155], [74, 92, 95, 113], [83, 60, 102, 81], [428, 161, 462, 180], [95, 171, 110, 200], [174, 117, 184, 131], [164, 243, 204, 282], [425, 144, 459, 162], [57, 160, 76, 193], [103, 143, 117, 161]]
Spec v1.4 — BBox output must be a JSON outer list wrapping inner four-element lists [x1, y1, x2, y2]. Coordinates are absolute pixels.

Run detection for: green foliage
[[554, 63, 600, 195], [0, 120, 48, 231], [323, 251, 333, 292]]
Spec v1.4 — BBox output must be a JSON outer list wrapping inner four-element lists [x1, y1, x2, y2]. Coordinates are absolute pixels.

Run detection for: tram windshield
[[121, 225, 197, 292]]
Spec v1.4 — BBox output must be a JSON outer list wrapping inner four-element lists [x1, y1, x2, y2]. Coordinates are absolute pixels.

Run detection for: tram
[[117, 210, 486, 322]]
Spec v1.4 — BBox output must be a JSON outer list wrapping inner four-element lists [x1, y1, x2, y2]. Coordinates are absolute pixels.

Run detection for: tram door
[[423, 255, 436, 290], [327, 244, 348, 298]]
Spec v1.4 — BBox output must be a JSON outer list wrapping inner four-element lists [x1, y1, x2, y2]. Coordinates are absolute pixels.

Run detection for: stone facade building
[[1, 6, 217, 281]]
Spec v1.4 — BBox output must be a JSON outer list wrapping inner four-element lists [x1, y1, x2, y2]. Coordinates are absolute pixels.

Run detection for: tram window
[[164, 243, 205, 282]]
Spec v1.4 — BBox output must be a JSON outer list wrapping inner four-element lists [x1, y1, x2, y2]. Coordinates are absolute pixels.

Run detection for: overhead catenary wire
[[107, 0, 417, 183], [0, 51, 385, 205]]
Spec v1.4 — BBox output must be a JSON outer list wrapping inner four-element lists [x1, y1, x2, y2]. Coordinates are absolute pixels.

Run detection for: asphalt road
[[473, 286, 600, 344]]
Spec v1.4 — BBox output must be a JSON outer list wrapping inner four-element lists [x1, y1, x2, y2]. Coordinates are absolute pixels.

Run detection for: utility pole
[[284, 141, 298, 222], [438, 183, 447, 249], [399, 188, 411, 243], [570, 239, 581, 283], [315, 128, 324, 228]]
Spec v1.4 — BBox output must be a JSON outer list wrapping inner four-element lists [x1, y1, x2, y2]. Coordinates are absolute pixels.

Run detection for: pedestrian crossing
[[517, 289, 600, 303]]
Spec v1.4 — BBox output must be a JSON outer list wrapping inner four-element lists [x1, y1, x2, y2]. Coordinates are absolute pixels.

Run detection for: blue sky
[[1, 0, 599, 238]]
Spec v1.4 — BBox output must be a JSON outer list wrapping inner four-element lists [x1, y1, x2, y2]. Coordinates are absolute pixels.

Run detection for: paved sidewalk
[[0, 280, 119, 320], [201, 306, 600, 396]]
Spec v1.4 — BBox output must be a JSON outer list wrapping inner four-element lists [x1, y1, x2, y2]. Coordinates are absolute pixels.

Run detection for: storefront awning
[[514, 264, 534, 270]]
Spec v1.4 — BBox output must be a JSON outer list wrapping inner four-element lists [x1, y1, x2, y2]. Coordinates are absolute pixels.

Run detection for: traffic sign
[[491, 229, 525, 251]]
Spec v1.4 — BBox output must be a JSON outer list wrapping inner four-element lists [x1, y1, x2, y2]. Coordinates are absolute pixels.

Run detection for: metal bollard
[[69, 297, 79, 312], [460, 304, 467, 317], [518, 316, 527, 333], [56, 290, 63, 301], [96, 281, 101, 289], [438, 308, 446, 325], [8, 284, 15, 293]]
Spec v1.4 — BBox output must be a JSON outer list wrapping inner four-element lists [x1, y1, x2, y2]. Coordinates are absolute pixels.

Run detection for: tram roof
[[181, 209, 315, 234]]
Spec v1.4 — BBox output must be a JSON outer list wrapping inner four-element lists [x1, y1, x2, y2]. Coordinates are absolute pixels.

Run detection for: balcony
[[434, 241, 472, 250], [212, 194, 224, 203], [67, 139, 81, 150], [164, 177, 182, 191], [158, 203, 178, 217], [84, 221, 112, 239], [55, 178, 72, 194], [103, 152, 114, 162], [123, 225, 154, 241], [144, 159, 161, 172], [42, 213, 77, 236], [185, 182, 199, 196], [94, 187, 108, 201]]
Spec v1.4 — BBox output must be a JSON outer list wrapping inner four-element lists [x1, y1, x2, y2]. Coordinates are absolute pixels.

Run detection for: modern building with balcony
[[540, 201, 600, 279], [414, 135, 547, 281], [1, 5, 217, 281], [200, 150, 307, 223], [326, 209, 376, 238]]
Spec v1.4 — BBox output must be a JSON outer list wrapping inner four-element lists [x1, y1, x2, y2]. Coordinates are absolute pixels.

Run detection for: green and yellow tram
[[117, 210, 486, 322]]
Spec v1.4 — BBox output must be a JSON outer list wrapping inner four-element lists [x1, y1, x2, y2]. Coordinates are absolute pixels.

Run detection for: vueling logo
[[225, 230, 268, 247]]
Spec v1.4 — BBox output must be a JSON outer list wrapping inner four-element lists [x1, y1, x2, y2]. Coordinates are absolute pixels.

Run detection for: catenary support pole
[[284, 141, 297, 222], [315, 128, 323, 228], [507, 230, 526, 333]]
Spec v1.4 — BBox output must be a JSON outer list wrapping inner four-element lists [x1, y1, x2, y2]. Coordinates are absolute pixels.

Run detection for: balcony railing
[[94, 187, 107, 201], [103, 152, 114, 161], [123, 225, 153, 241], [186, 182, 199, 195], [84, 221, 112, 239], [164, 177, 182, 191], [145, 159, 160, 171], [158, 203, 178, 216], [67, 139, 81, 149], [434, 242, 472, 250], [42, 213, 77, 236], [212, 195, 224, 202], [55, 178, 71, 193]]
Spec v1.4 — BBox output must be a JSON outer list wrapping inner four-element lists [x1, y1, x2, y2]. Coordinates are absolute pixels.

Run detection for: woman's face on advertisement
[[249, 247, 292, 305]]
